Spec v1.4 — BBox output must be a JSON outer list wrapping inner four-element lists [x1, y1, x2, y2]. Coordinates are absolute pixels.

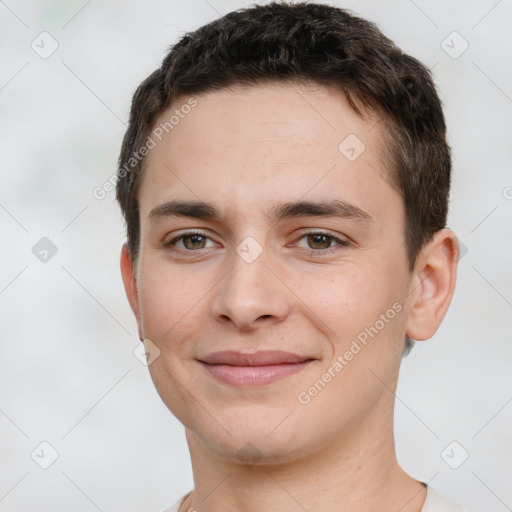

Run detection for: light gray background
[[1, 0, 511, 510]]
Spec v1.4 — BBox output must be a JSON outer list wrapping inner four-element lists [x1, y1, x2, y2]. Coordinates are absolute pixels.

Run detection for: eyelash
[[164, 229, 350, 256]]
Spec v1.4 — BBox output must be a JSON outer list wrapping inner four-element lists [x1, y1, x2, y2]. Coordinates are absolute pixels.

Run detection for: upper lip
[[199, 350, 314, 366]]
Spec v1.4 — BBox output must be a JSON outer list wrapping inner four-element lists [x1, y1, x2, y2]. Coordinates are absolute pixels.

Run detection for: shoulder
[[161, 490, 192, 512], [162, 487, 467, 512], [422, 486, 468, 512]]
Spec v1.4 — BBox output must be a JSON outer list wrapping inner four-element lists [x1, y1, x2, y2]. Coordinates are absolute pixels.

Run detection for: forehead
[[138, 82, 398, 224]]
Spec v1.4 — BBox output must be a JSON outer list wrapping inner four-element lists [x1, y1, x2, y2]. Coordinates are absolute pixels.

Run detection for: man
[[116, 2, 466, 511]]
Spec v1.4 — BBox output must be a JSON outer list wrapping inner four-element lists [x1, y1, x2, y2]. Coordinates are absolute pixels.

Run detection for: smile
[[198, 350, 315, 386]]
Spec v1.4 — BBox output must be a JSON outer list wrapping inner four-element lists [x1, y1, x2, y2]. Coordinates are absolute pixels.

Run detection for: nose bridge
[[210, 234, 291, 330]]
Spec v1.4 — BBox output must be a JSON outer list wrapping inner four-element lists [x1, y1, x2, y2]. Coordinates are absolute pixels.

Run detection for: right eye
[[164, 230, 217, 252]]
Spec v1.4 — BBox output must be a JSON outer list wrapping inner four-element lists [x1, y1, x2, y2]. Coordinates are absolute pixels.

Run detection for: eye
[[165, 230, 216, 252], [164, 230, 350, 255], [294, 231, 350, 254]]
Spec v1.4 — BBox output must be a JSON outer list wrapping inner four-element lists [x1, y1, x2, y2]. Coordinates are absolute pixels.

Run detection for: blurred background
[[0, 0, 511, 510]]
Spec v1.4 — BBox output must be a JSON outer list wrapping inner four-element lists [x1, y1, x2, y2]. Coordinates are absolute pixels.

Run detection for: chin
[[183, 405, 322, 467], [201, 432, 308, 468]]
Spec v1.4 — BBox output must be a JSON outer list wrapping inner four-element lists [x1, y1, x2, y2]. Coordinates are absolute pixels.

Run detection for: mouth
[[198, 350, 316, 386]]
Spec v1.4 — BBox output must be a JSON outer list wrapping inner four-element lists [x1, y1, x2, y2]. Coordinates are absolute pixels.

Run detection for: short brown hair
[[117, 1, 450, 275]]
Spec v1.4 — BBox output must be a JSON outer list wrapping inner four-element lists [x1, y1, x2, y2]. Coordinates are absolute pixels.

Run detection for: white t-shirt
[[162, 485, 468, 512]]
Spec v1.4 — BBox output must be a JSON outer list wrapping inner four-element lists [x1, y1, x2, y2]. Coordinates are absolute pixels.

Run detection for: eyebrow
[[148, 199, 375, 225]]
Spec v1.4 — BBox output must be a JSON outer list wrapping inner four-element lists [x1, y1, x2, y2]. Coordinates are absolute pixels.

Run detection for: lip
[[199, 350, 315, 386]]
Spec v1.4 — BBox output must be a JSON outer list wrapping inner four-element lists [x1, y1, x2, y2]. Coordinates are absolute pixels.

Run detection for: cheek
[[137, 259, 201, 343], [302, 268, 405, 419], [312, 266, 388, 334], [136, 261, 208, 419], [310, 260, 407, 364]]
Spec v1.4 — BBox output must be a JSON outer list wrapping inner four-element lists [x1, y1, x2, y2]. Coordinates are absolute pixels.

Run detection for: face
[[122, 82, 419, 465]]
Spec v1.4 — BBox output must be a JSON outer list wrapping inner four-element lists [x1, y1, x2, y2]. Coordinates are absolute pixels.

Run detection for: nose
[[210, 241, 292, 332]]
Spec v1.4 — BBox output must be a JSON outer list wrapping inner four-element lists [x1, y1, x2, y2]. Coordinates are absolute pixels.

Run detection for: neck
[[179, 398, 426, 512]]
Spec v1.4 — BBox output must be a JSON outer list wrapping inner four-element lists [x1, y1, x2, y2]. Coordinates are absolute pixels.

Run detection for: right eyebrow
[[149, 200, 219, 222]]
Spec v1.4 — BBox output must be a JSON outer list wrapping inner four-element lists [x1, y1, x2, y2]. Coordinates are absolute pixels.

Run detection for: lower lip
[[201, 361, 313, 386]]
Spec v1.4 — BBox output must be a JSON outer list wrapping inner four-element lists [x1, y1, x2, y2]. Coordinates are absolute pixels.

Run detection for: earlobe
[[405, 229, 459, 341], [120, 243, 143, 340]]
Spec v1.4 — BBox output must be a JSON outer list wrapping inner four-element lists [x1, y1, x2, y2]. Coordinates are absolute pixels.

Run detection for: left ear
[[405, 229, 459, 341]]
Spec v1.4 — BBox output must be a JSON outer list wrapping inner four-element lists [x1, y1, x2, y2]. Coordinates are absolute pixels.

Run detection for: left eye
[[294, 232, 349, 252]]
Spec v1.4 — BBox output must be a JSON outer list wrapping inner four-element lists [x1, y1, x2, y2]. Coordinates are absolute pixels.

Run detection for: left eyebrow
[[148, 199, 376, 225], [267, 199, 375, 224]]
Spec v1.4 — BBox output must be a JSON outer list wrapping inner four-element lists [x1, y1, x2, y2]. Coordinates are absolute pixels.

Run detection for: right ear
[[120, 243, 143, 340]]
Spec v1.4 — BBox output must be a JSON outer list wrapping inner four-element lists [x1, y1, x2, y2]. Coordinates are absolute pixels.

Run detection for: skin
[[120, 82, 459, 512]]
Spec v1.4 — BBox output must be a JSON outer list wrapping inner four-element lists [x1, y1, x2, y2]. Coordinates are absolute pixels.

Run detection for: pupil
[[309, 234, 330, 249], [185, 235, 205, 249]]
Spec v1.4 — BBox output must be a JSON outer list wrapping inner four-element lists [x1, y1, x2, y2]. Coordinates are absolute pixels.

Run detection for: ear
[[120, 243, 143, 340], [405, 229, 459, 341]]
